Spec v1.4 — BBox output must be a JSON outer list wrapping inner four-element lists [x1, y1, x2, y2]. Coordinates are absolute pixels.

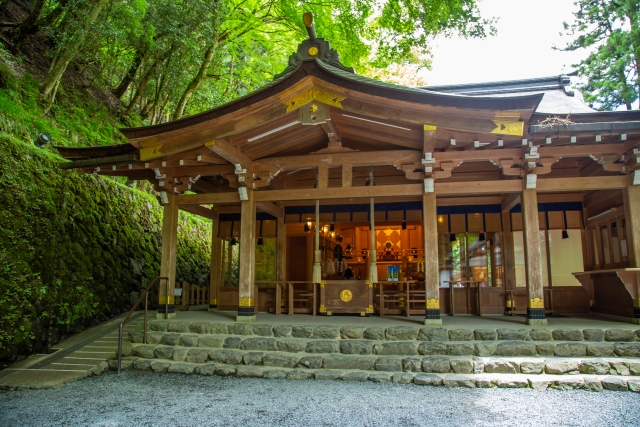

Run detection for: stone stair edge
[[107, 357, 640, 392], [116, 345, 640, 377], [136, 321, 640, 343], [126, 332, 640, 359]]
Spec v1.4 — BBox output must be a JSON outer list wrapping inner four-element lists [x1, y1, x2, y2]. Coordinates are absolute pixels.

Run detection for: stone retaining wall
[[115, 320, 640, 392], [131, 331, 640, 358], [109, 357, 640, 392], [145, 321, 640, 343]]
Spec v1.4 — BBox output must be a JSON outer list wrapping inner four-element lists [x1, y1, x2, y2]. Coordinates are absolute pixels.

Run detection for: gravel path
[[1, 371, 639, 427]]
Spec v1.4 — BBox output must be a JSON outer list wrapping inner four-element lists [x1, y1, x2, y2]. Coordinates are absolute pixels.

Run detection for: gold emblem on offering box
[[339, 289, 353, 303]]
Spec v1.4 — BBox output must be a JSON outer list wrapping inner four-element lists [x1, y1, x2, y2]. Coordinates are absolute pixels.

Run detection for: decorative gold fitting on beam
[[527, 298, 544, 309], [425, 298, 439, 309], [159, 296, 175, 304], [140, 144, 163, 161], [491, 121, 524, 136], [320, 280, 326, 288], [423, 124, 437, 131], [365, 305, 374, 314], [283, 87, 345, 113], [319, 304, 326, 313], [239, 297, 254, 307], [209, 298, 217, 305], [366, 280, 372, 288], [506, 300, 513, 308]]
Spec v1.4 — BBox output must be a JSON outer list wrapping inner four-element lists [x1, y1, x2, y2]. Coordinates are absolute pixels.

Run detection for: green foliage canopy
[[558, 0, 639, 110]]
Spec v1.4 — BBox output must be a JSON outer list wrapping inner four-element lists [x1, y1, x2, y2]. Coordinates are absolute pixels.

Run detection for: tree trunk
[[12, 0, 46, 42], [40, 0, 109, 105], [113, 48, 145, 99], [172, 41, 218, 121], [126, 59, 160, 112]]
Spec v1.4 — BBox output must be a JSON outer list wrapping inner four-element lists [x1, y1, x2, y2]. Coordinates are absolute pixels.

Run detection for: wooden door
[[287, 236, 308, 281]]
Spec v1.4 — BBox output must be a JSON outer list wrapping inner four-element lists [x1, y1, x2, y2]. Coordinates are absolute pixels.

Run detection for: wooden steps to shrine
[[107, 320, 640, 392]]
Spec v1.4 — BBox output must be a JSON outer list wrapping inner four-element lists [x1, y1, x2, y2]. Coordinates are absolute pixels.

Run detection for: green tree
[[558, 0, 639, 110]]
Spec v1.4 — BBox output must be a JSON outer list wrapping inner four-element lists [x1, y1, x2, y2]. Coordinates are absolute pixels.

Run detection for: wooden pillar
[[158, 196, 179, 319], [422, 190, 441, 325], [623, 174, 640, 323], [208, 211, 220, 312], [623, 177, 640, 268], [276, 215, 287, 282], [237, 190, 256, 322], [501, 209, 516, 313], [522, 186, 547, 326]]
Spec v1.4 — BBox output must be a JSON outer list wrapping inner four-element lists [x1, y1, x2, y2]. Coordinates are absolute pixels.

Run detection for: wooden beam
[[176, 192, 241, 205], [60, 153, 139, 170], [537, 175, 626, 192], [174, 175, 622, 205], [255, 201, 284, 218], [254, 150, 421, 173], [205, 139, 253, 170], [502, 193, 521, 212], [342, 164, 352, 187], [423, 126, 437, 154], [179, 204, 217, 220], [321, 119, 342, 148], [255, 184, 424, 202]]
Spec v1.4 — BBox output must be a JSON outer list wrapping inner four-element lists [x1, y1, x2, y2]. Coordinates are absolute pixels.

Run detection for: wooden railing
[[175, 281, 209, 306], [117, 275, 168, 374]]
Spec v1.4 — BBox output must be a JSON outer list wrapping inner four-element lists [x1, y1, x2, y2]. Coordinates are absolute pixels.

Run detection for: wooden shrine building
[[58, 15, 640, 326]]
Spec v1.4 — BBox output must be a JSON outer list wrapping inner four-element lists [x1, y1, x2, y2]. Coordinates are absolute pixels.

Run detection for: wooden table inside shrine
[[319, 280, 374, 316]]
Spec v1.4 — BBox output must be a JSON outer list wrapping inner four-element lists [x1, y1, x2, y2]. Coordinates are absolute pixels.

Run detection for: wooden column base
[[423, 317, 442, 326], [236, 315, 256, 322], [236, 306, 256, 322], [156, 311, 176, 319]]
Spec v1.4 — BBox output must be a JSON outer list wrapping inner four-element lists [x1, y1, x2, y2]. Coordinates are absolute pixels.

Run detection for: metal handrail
[[117, 275, 169, 374]]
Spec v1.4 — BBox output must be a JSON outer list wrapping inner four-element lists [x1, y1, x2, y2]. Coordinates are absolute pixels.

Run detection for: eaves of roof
[[120, 59, 543, 140]]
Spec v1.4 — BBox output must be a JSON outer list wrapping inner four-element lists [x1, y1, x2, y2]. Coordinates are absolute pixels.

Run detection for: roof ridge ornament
[[274, 12, 354, 80]]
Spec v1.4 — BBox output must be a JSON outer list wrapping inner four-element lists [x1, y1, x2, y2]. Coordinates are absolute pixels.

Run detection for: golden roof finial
[[303, 12, 316, 41]]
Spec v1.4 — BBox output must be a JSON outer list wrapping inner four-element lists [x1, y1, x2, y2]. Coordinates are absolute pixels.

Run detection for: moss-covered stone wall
[[0, 135, 212, 364]]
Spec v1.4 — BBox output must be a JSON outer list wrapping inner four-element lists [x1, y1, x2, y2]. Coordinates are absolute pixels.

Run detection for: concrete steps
[[106, 319, 640, 392], [0, 313, 139, 390]]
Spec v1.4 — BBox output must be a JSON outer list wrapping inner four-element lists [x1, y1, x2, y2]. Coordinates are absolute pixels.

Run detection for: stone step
[[108, 357, 640, 392], [119, 343, 640, 376], [128, 332, 640, 358], [142, 320, 640, 343]]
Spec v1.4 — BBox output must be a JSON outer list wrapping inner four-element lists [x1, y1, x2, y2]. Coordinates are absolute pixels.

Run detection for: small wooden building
[[58, 19, 640, 326]]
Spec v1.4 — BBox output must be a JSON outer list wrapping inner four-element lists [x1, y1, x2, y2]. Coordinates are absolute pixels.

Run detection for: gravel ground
[[1, 371, 639, 427]]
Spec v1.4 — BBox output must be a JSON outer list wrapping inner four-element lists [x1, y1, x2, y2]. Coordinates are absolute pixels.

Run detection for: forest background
[[0, 0, 636, 365]]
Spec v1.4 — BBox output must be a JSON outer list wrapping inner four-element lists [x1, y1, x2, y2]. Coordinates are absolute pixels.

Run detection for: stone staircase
[[109, 320, 640, 392]]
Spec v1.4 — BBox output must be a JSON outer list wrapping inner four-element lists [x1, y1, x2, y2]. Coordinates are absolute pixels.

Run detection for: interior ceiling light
[[247, 121, 299, 142], [342, 114, 411, 131]]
